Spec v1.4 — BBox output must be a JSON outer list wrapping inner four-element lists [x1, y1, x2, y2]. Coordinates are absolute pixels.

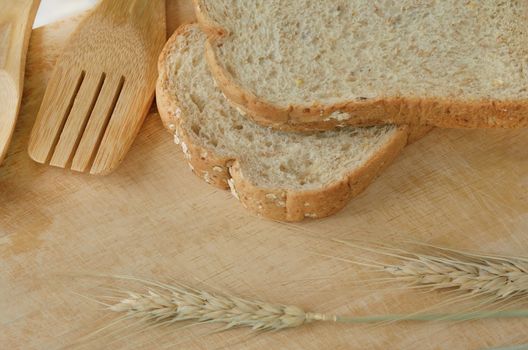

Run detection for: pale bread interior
[[165, 25, 400, 190], [200, 0, 528, 106]]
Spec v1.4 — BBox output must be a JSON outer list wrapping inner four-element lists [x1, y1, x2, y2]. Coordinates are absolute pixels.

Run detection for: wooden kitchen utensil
[[28, 0, 166, 175], [0, 0, 40, 165]]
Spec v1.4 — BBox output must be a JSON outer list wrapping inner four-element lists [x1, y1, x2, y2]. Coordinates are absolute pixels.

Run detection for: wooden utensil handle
[[0, 21, 13, 70], [128, 0, 151, 14], [0, 0, 40, 86]]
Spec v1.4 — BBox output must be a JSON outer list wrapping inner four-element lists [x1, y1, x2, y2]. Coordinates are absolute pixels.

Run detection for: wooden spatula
[[28, 0, 166, 175], [0, 0, 40, 165]]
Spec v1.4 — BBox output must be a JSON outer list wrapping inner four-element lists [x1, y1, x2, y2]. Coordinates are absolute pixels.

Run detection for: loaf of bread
[[156, 24, 427, 221], [195, 0, 528, 130]]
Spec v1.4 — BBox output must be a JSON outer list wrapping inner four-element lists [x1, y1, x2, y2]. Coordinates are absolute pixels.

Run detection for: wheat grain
[[335, 239, 528, 303], [108, 282, 328, 332], [384, 254, 528, 300]]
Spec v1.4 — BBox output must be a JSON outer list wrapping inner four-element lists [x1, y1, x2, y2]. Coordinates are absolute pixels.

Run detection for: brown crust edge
[[157, 24, 411, 222], [229, 129, 407, 221], [194, 0, 528, 130]]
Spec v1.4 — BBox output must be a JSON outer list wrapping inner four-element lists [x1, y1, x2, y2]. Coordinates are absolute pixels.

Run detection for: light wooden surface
[[28, 0, 166, 175], [1, 1, 528, 349], [0, 0, 40, 164]]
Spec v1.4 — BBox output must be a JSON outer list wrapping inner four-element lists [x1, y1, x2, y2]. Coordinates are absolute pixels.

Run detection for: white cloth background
[[34, 0, 98, 28]]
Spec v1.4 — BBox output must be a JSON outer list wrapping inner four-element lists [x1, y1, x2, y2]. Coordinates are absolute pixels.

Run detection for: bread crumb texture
[[201, 0, 528, 105]]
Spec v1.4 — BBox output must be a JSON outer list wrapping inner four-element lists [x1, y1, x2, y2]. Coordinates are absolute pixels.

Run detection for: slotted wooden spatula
[[28, 0, 166, 175], [0, 0, 40, 165]]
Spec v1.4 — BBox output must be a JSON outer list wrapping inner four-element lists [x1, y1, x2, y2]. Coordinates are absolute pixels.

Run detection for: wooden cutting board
[[1, 1, 528, 349]]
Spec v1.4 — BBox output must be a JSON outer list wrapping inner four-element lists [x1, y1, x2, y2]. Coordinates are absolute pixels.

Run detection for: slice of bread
[[157, 24, 426, 221], [195, 0, 528, 130]]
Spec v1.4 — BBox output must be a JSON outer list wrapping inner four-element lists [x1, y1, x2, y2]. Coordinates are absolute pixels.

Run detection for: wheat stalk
[[87, 242, 528, 349], [102, 275, 528, 334], [335, 239, 528, 305], [384, 254, 528, 299]]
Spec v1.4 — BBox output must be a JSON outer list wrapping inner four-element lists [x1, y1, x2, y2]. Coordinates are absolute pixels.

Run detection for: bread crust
[[157, 24, 415, 221], [194, 0, 528, 131], [229, 130, 406, 221]]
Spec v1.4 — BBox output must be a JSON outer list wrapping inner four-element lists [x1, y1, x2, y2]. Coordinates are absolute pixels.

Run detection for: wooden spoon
[[28, 0, 166, 175], [0, 0, 40, 165]]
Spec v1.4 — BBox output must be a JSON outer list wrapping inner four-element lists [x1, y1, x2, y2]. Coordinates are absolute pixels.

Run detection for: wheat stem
[[335, 310, 528, 323]]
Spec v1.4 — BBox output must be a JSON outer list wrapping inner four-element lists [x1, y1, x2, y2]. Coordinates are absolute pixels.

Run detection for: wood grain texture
[[27, 0, 166, 175], [1, 1, 528, 349], [0, 0, 40, 164]]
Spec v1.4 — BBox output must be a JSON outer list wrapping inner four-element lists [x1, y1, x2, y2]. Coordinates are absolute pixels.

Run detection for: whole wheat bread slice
[[195, 0, 528, 130], [157, 24, 429, 221]]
